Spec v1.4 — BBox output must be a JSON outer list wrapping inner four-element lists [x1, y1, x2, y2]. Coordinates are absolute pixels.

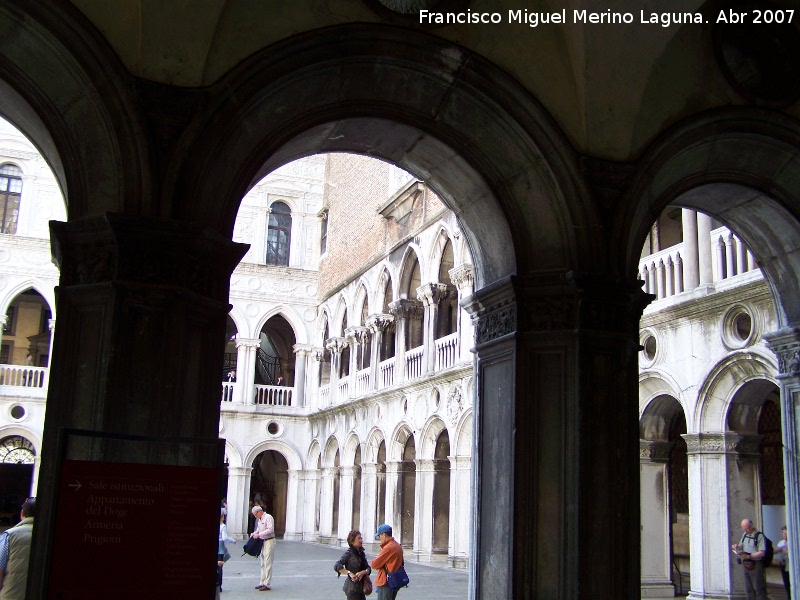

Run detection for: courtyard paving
[[217, 540, 468, 599]]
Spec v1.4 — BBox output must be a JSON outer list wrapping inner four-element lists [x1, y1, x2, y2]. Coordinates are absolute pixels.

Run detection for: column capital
[[384, 460, 402, 474], [0, 315, 6, 328], [235, 336, 261, 349], [340, 466, 358, 477], [682, 432, 762, 456], [344, 326, 371, 344], [48, 318, 56, 332], [311, 346, 326, 361], [414, 458, 436, 471], [448, 264, 474, 293], [325, 336, 348, 354], [764, 327, 800, 377], [416, 282, 452, 306], [388, 298, 424, 321], [227, 466, 253, 477], [293, 343, 314, 356], [639, 440, 672, 463], [366, 313, 395, 332]]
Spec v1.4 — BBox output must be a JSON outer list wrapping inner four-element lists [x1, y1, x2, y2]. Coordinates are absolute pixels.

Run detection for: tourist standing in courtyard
[[251, 505, 276, 591], [334, 529, 372, 600], [0, 497, 34, 600], [731, 518, 768, 600], [776, 525, 790, 596], [370, 524, 404, 600]]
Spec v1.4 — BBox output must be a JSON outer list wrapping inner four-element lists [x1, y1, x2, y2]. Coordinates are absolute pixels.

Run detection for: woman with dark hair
[[334, 530, 372, 600]]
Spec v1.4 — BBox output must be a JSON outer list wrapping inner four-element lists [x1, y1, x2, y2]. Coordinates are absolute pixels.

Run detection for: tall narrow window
[[266, 201, 292, 266], [0, 164, 22, 235], [320, 210, 328, 255]]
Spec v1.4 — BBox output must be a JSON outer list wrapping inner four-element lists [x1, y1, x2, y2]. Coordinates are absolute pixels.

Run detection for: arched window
[[266, 202, 292, 266], [0, 164, 22, 235]]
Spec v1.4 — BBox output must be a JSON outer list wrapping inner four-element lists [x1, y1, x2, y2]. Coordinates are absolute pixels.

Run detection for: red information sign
[[49, 459, 219, 599]]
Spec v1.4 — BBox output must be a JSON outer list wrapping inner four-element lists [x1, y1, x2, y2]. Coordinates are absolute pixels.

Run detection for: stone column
[[640, 441, 674, 598], [292, 344, 312, 407], [360, 462, 379, 544], [697, 212, 714, 285], [310, 347, 324, 409], [235, 337, 260, 404], [29, 214, 247, 593], [366, 314, 394, 389], [683, 433, 761, 599], [283, 469, 303, 540], [413, 458, 436, 561], [464, 273, 650, 599], [765, 327, 800, 596], [448, 455, 471, 569], [227, 466, 253, 539], [449, 264, 474, 362], [301, 468, 320, 541], [417, 283, 450, 373], [389, 299, 424, 383], [384, 461, 401, 537], [338, 465, 356, 539], [326, 337, 347, 404], [681, 209, 700, 291], [319, 466, 336, 539]]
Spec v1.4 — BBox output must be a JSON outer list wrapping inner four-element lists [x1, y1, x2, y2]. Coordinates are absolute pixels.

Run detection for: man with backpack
[[731, 518, 770, 600]]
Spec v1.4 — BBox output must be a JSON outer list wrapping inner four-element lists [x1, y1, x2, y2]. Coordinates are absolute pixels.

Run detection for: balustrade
[[254, 384, 293, 406], [378, 359, 394, 390], [405, 345, 424, 380], [639, 226, 759, 301], [221, 381, 235, 403], [355, 368, 371, 397], [0, 365, 46, 388], [434, 332, 459, 371], [320, 384, 330, 407], [337, 379, 350, 402]]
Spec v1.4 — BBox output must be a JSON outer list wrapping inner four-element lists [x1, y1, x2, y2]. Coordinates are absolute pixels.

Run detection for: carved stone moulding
[[764, 327, 800, 378], [640, 440, 672, 462], [682, 432, 762, 456]]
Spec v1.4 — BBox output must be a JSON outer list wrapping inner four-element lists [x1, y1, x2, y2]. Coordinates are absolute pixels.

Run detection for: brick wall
[[319, 154, 448, 299]]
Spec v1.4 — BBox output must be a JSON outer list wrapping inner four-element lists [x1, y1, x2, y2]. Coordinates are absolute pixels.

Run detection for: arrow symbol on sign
[[67, 480, 81, 492]]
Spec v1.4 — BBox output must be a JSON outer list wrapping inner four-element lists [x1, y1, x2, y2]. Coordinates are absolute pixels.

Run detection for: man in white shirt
[[250, 505, 276, 591]]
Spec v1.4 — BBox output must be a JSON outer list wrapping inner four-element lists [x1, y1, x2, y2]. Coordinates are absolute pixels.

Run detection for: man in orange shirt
[[370, 524, 404, 600]]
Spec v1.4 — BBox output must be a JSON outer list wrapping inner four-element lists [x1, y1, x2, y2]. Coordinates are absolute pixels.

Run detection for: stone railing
[[254, 384, 293, 406], [405, 345, 424, 380], [435, 332, 459, 372], [355, 367, 371, 397], [379, 359, 394, 390], [319, 384, 330, 407], [639, 226, 759, 301], [0, 365, 46, 389], [337, 379, 349, 402], [221, 381, 236, 402]]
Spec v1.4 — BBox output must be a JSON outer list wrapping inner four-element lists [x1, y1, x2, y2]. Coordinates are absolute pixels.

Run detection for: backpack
[[242, 536, 264, 557], [740, 531, 773, 565]]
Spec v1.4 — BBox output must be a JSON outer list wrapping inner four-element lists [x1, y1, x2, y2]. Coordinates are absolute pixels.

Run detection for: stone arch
[[0, 426, 40, 457], [322, 435, 341, 468], [620, 109, 800, 328], [353, 281, 370, 325], [695, 350, 778, 434], [639, 394, 686, 442], [388, 423, 414, 462], [429, 224, 457, 283], [454, 410, 473, 457], [307, 439, 322, 467], [252, 305, 309, 346], [226, 305, 248, 339], [223, 439, 243, 469], [0, 281, 56, 321], [342, 432, 362, 466], [363, 427, 386, 463], [374, 265, 395, 313], [332, 295, 349, 337], [639, 370, 689, 429], [243, 439, 303, 472], [172, 24, 590, 288], [419, 416, 449, 460], [0, 3, 150, 218], [397, 243, 424, 299]]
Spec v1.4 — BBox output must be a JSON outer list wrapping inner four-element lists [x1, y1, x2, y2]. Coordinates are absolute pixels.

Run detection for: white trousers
[[260, 538, 276, 586]]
